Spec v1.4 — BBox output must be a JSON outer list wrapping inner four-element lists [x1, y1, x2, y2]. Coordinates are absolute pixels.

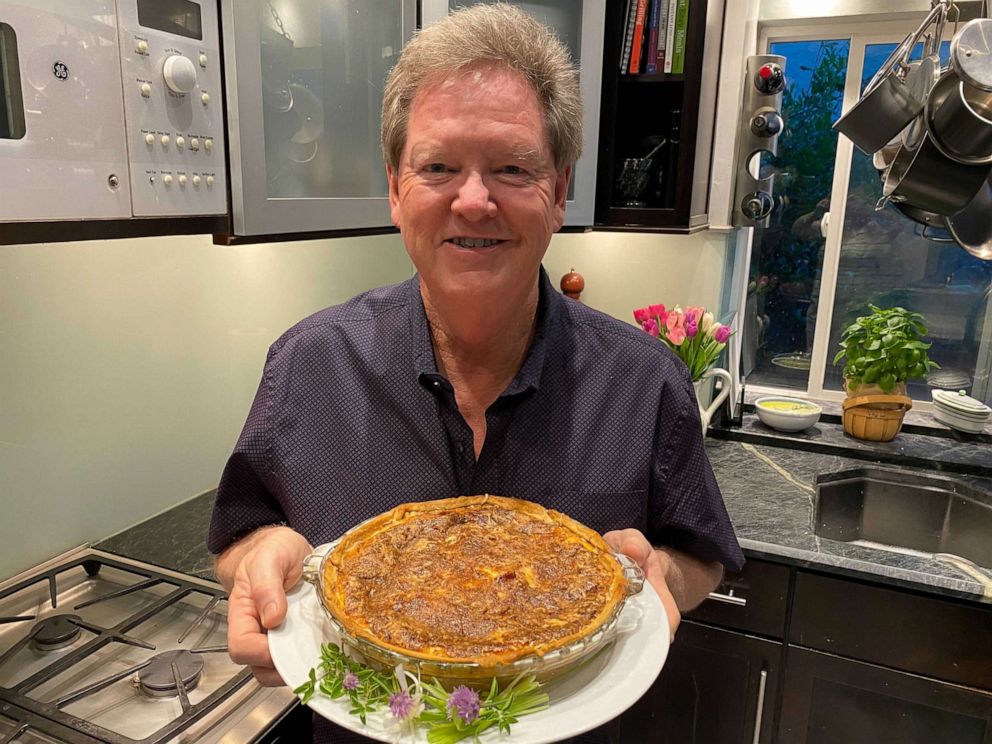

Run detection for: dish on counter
[[301, 495, 646, 686], [931, 389, 991, 433], [770, 352, 812, 371], [755, 396, 823, 432]]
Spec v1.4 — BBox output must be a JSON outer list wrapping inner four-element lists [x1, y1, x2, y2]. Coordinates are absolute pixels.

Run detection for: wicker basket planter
[[842, 382, 912, 442]]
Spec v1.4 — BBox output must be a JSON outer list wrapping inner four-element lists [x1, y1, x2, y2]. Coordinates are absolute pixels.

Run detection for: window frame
[[739, 18, 991, 412]]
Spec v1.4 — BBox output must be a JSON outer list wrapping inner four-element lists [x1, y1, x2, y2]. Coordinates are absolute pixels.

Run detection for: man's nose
[[452, 171, 497, 220]]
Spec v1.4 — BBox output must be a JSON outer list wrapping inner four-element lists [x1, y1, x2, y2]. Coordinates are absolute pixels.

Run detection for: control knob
[[751, 111, 783, 137], [741, 191, 775, 221], [754, 63, 785, 95], [163, 54, 197, 95]]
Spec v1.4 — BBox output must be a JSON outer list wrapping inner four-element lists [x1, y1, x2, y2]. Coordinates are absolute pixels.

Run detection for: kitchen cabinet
[[221, 0, 416, 237], [420, 1, 605, 228], [629, 558, 992, 744], [620, 621, 781, 743], [594, 0, 724, 231]]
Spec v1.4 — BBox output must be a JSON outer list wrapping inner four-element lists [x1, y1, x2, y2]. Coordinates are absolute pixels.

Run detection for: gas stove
[[0, 548, 297, 743]]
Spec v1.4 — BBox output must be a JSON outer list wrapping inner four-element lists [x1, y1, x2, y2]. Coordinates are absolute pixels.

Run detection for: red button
[[759, 65, 773, 79]]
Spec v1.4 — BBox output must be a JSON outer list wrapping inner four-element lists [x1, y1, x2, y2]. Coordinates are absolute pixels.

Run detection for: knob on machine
[[754, 63, 785, 95], [163, 55, 197, 95], [751, 111, 783, 138]]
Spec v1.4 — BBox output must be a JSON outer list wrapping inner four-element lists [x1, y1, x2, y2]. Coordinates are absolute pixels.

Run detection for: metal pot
[[833, 5, 944, 155], [945, 173, 992, 259], [882, 133, 992, 215], [926, 21, 992, 165]]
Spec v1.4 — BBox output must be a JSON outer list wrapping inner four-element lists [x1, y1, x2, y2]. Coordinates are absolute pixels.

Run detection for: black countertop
[[96, 417, 992, 605]]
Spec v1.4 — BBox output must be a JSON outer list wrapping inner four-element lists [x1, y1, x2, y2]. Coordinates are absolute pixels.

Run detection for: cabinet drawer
[[790, 572, 992, 690], [684, 558, 790, 638]]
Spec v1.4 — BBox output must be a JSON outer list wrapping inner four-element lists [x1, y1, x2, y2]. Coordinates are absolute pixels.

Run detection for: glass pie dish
[[301, 534, 645, 687]]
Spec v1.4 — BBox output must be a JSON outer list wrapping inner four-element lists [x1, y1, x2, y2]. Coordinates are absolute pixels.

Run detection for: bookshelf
[[595, 0, 711, 231]]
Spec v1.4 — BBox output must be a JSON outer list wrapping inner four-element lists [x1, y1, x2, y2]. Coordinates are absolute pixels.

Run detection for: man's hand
[[604, 529, 680, 641], [215, 526, 312, 686]]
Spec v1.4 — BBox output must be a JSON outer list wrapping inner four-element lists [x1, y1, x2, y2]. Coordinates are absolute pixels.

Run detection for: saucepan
[[882, 131, 992, 215], [945, 172, 992, 259], [833, 4, 944, 155], [926, 19, 992, 165]]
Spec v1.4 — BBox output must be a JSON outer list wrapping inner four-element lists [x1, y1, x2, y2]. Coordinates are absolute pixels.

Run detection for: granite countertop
[[96, 420, 992, 605]]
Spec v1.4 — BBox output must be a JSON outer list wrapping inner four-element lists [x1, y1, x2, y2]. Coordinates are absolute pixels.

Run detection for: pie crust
[[321, 495, 628, 666]]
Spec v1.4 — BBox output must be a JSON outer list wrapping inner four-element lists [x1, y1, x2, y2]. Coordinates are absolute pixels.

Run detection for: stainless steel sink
[[813, 467, 992, 568]]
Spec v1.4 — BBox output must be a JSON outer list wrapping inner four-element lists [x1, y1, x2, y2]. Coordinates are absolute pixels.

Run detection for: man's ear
[[387, 164, 402, 228]]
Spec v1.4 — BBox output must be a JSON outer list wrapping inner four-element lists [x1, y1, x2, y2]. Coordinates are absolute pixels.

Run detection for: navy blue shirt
[[208, 268, 744, 743]]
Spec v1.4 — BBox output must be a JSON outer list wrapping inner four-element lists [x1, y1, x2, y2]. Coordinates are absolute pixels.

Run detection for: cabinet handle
[[706, 589, 747, 606], [751, 669, 768, 744]]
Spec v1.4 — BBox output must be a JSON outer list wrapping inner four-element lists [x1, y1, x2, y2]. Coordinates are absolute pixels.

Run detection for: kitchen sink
[[813, 467, 992, 568]]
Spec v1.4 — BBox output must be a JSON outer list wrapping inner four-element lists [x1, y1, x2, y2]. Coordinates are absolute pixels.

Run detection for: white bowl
[[755, 396, 823, 432]]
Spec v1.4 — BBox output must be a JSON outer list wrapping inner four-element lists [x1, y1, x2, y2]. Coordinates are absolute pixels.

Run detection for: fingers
[[251, 665, 287, 687], [245, 545, 294, 630], [603, 528, 653, 566]]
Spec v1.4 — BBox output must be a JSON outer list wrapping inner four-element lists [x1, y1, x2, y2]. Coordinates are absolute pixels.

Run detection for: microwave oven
[[0, 0, 227, 222]]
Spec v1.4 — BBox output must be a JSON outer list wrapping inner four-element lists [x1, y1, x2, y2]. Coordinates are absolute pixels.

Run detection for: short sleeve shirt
[[208, 269, 743, 570]]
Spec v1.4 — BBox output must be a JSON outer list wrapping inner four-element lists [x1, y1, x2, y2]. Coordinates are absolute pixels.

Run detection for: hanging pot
[[925, 20, 992, 165], [833, 5, 943, 155], [882, 132, 992, 215], [945, 172, 992, 260]]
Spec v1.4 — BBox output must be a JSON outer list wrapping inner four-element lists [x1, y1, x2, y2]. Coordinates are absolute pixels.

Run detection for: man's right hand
[[215, 526, 312, 686]]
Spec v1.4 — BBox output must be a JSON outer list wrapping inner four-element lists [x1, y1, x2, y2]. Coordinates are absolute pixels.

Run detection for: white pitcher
[[692, 367, 732, 436]]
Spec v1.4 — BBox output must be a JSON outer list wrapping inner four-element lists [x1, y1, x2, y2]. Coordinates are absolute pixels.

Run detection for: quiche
[[321, 495, 630, 666]]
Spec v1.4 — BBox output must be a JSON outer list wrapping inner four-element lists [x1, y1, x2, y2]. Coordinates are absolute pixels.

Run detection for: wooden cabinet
[[594, 0, 723, 231], [623, 559, 992, 744], [620, 621, 781, 744]]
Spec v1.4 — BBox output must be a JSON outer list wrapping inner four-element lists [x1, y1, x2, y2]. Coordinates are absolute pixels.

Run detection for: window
[[742, 23, 992, 407]]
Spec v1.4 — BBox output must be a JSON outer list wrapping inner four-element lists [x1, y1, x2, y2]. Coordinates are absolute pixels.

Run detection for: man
[[210, 5, 743, 742]]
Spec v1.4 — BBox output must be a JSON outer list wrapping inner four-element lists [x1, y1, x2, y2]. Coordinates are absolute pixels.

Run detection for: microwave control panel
[[116, 0, 227, 217]]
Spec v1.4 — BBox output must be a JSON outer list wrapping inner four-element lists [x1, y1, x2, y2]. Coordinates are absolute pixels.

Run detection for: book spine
[[663, 0, 678, 73], [657, 0, 671, 69], [620, 0, 636, 74], [672, 0, 690, 74], [645, 0, 662, 74], [628, 0, 648, 75]]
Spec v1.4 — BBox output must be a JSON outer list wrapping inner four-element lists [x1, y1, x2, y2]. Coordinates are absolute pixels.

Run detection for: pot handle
[[842, 394, 913, 412], [864, 4, 944, 95]]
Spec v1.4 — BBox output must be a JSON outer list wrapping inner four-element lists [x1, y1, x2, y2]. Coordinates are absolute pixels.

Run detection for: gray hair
[[380, 3, 582, 172]]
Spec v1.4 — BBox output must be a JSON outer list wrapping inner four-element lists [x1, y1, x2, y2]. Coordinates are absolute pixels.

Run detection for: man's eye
[[501, 165, 525, 175], [424, 163, 448, 173]]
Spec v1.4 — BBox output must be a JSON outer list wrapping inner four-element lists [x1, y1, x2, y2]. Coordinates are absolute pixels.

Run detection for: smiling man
[[209, 5, 743, 744]]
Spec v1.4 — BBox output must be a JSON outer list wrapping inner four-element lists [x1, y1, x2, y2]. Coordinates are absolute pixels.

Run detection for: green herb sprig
[[293, 643, 549, 742]]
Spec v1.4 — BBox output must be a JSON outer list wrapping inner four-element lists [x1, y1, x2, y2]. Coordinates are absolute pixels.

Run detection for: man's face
[[387, 66, 570, 309]]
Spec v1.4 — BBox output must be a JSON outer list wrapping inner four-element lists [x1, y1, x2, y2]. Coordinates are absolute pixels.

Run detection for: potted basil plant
[[832, 305, 939, 442]]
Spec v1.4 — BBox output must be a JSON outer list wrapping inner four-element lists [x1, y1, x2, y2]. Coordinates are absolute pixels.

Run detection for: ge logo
[[53, 61, 69, 80]]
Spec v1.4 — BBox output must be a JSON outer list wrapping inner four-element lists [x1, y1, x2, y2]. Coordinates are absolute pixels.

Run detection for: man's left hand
[[603, 528, 680, 641]]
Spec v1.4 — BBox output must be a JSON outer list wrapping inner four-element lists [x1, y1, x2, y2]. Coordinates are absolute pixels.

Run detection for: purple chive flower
[[446, 685, 481, 724], [342, 672, 359, 691], [389, 690, 418, 720], [642, 318, 659, 338], [714, 325, 732, 344]]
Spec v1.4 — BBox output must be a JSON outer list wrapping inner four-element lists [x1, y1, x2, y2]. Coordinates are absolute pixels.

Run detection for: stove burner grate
[[31, 614, 83, 651], [138, 649, 204, 699]]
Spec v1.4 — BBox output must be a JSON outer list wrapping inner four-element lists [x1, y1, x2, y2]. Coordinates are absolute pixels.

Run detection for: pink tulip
[[666, 309, 684, 333], [649, 303, 666, 318], [667, 325, 686, 345], [686, 320, 698, 338], [642, 318, 659, 337], [685, 306, 704, 326], [633, 307, 651, 324], [714, 325, 732, 344]]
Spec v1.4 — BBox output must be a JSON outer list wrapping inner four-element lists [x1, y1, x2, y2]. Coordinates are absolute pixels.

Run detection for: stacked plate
[[931, 389, 991, 433]]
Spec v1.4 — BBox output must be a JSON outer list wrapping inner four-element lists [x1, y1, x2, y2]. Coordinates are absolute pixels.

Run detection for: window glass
[[742, 39, 850, 389], [825, 42, 992, 402], [0, 22, 26, 140]]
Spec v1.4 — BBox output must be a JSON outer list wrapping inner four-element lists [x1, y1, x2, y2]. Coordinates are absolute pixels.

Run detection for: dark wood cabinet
[[619, 621, 781, 743], [594, 0, 714, 231], [777, 647, 992, 744], [626, 559, 992, 744]]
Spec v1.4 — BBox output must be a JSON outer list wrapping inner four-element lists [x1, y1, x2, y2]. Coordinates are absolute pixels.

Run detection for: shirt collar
[[409, 267, 562, 396]]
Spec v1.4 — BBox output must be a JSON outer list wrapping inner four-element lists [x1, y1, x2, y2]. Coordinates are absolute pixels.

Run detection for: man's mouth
[[448, 237, 504, 248]]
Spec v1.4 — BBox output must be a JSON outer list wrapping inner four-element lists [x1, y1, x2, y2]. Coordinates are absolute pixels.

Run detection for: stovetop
[[0, 548, 296, 743]]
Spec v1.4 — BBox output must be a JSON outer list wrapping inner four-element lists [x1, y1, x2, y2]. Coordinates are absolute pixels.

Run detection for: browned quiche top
[[322, 495, 627, 665]]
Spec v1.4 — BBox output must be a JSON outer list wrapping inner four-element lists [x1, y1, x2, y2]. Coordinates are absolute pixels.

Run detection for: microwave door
[[0, 0, 132, 222]]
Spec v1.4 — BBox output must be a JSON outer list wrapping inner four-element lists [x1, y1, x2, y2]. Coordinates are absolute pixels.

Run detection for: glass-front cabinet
[[221, 0, 415, 236], [420, 0, 605, 227]]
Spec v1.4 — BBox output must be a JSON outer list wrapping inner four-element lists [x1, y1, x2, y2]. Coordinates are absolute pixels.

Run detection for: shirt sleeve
[[647, 364, 745, 572], [207, 354, 288, 555]]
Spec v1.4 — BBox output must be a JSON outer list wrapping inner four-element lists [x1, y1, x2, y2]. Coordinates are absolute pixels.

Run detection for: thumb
[[247, 549, 292, 630]]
